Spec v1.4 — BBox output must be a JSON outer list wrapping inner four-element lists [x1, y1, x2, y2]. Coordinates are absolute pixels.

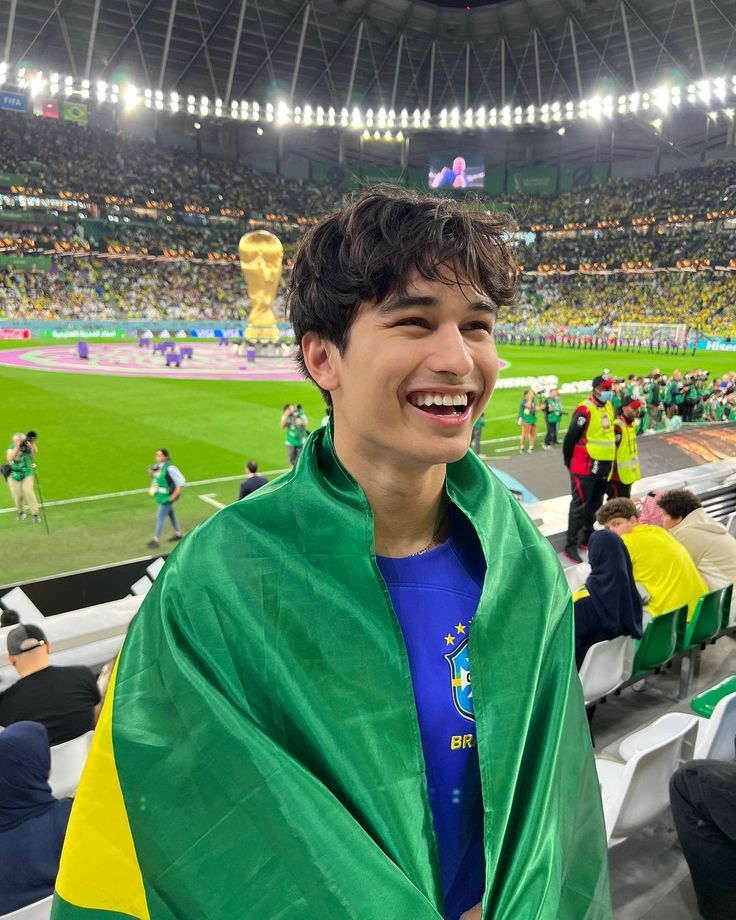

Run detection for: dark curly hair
[[657, 489, 702, 521], [287, 186, 518, 402]]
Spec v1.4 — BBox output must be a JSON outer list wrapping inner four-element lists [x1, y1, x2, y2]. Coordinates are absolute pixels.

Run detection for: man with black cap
[[607, 395, 642, 500], [562, 374, 616, 563], [0, 624, 100, 745]]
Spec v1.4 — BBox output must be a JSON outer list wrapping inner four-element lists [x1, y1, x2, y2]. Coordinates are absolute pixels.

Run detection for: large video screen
[[429, 156, 484, 190]]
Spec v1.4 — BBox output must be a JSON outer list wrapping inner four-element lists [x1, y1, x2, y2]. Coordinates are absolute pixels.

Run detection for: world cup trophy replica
[[238, 230, 283, 343]]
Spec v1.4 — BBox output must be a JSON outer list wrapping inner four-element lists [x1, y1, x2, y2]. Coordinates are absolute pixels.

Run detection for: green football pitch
[[1, 337, 733, 584]]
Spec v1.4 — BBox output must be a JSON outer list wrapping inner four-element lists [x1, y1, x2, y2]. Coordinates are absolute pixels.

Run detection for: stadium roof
[[4, 0, 735, 114]]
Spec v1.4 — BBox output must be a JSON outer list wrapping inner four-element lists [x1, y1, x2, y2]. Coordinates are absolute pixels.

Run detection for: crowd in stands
[[0, 259, 249, 321]]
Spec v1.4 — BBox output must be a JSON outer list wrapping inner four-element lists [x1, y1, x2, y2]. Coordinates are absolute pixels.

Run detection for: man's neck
[[333, 437, 447, 557], [17, 659, 49, 679]]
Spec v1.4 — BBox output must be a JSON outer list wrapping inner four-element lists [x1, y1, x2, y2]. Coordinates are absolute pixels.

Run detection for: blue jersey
[[377, 507, 486, 920]]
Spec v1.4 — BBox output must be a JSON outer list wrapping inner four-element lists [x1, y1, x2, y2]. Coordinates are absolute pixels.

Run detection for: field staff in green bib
[[52, 188, 610, 920], [5, 432, 41, 524]]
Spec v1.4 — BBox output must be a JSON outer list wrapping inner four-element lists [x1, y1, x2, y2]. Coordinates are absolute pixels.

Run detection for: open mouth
[[406, 391, 475, 416]]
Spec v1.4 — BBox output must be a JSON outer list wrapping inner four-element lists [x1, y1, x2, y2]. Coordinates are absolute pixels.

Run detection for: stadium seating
[[684, 588, 726, 649], [691, 674, 736, 717], [49, 730, 95, 799], [630, 605, 687, 678], [595, 716, 698, 847], [617, 693, 736, 762], [0, 896, 53, 919], [578, 636, 633, 706]]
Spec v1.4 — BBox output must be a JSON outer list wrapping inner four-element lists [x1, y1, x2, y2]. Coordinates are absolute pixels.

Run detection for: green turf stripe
[[51, 894, 139, 920]]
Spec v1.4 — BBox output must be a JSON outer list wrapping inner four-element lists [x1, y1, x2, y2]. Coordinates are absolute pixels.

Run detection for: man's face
[[320, 270, 499, 472], [623, 406, 639, 421], [660, 511, 680, 531], [603, 515, 637, 536]]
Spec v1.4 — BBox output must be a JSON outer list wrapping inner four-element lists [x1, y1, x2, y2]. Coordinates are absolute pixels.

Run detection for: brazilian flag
[[63, 101, 88, 125], [53, 428, 611, 919]]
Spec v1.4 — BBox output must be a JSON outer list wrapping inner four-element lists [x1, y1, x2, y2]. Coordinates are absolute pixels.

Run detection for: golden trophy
[[238, 230, 283, 343]]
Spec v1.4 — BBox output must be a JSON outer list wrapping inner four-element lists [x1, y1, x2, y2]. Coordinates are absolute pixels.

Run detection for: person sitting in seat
[[670, 757, 736, 920], [0, 624, 100, 745], [572, 528, 643, 670], [596, 498, 708, 620], [657, 489, 736, 596], [0, 608, 20, 628], [0, 721, 73, 913]]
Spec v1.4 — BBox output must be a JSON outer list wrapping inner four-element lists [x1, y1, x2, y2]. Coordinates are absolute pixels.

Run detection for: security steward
[[607, 395, 642, 500], [563, 374, 615, 564]]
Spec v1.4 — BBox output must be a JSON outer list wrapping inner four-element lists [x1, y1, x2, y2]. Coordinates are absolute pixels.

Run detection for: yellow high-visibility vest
[[582, 397, 616, 460], [614, 418, 641, 484]]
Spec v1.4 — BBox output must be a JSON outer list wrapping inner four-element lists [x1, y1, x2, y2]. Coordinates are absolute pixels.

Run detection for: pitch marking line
[[0, 468, 290, 515], [199, 493, 227, 510]]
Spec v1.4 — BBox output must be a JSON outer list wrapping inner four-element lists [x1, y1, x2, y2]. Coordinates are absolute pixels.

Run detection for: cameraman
[[280, 403, 308, 466], [5, 433, 40, 524]]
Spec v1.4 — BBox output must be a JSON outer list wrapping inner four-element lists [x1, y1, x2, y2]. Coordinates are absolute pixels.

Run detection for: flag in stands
[[63, 102, 88, 125], [34, 99, 59, 119], [51, 430, 611, 919]]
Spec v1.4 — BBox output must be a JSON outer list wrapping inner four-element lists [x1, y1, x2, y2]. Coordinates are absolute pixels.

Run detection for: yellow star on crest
[[444, 633, 456, 646], [456, 623, 466, 634]]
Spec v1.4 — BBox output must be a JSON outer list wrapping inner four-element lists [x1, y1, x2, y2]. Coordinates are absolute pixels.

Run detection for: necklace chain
[[408, 502, 448, 557]]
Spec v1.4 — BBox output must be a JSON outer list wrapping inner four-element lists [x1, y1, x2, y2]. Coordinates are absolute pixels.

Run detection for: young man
[[280, 402, 308, 465], [657, 489, 736, 597], [53, 189, 610, 920], [5, 432, 41, 523], [543, 386, 563, 449], [596, 497, 708, 619]]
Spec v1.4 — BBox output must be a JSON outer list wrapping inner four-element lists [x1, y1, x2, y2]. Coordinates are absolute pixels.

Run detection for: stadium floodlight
[[400, 108, 408, 127], [384, 130, 392, 140], [698, 80, 711, 105], [351, 106, 362, 128], [361, 128, 370, 140], [373, 129, 380, 140], [123, 83, 139, 110], [439, 108, 448, 127], [526, 105, 535, 124], [714, 77, 726, 102], [277, 100, 289, 124], [97, 80, 107, 102], [81, 78, 90, 100], [29, 71, 45, 97], [377, 107, 386, 127], [340, 108, 349, 127], [304, 104, 313, 125], [501, 106, 511, 126], [450, 107, 460, 127], [464, 108, 473, 127], [488, 107, 497, 126]]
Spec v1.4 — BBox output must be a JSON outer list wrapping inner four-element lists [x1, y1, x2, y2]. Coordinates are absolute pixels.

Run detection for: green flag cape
[[53, 426, 611, 920]]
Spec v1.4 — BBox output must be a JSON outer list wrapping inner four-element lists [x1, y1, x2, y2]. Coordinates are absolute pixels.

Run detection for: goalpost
[[615, 322, 688, 347]]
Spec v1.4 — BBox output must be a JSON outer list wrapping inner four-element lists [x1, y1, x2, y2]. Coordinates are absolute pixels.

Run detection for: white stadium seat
[[49, 730, 95, 799], [618, 692, 736, 763], [0, 895, 53, 918], [129, 575, 152, 597], [595, 716, 698, 847], [578, 635, 634, 707], [145, 557, 166, 581]]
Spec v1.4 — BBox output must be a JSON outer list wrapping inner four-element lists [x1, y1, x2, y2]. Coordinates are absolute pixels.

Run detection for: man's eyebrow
[[378, 295, 498, 316]]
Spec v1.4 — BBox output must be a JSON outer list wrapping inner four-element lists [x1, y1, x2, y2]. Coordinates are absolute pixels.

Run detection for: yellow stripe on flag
[[55, 658, 150, 918]]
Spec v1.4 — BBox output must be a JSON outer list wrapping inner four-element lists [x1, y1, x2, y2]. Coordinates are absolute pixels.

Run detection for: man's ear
[[302, 333, 341, 396]]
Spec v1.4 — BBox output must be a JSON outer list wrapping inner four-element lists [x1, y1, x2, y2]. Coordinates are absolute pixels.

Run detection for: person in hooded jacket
[[572, 528, 644, 670], [657, 489, 736, 619], [0, 721, 73, 913], [657, 490, 736, 591]]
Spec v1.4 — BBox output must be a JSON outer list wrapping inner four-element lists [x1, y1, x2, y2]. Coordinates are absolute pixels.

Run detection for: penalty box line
[[0, 468, 291, 515]]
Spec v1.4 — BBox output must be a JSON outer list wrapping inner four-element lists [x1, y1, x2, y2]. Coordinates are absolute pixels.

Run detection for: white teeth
[[409, 392, 470, 407]]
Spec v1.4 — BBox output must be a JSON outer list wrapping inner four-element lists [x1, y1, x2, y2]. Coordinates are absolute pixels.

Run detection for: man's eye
[[395, 317, 430, 328], [465, 322, 493, 334]]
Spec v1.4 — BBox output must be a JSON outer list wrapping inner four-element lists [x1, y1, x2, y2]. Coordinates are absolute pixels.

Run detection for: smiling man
[[53, 189, 610, 920]]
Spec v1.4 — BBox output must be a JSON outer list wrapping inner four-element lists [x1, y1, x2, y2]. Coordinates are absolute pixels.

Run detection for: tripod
[[32, 465, 50, 534]]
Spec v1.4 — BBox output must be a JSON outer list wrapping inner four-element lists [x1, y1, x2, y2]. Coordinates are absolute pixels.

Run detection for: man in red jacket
[[562, 374, 616, 563]]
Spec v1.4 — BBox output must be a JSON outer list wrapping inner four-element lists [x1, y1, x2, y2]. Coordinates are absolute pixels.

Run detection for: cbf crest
[[445, 637, 474, 721]]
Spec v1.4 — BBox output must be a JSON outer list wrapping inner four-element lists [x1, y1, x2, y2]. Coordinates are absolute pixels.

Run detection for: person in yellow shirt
[[596, 498, 708, 620]]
